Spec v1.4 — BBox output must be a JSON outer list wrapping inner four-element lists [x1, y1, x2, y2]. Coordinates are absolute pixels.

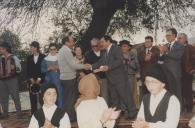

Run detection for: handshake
[[84, 63, 92, 70], [93, 65, 109, 73]]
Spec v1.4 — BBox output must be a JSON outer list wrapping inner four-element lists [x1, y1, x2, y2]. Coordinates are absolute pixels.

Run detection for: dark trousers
[[61, 78, 78, 122], [99, 78, 109, 104], [174, 76, 182, 103], [108, 80, 137, 118], [29, 92, 41, 115], [0, 77, 21, 115], [181, 72, 193, 112], [29, 83, 41, 115]]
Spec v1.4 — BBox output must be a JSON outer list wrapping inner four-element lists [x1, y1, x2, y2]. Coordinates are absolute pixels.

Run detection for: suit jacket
[[162, 41, 184, 78], [138, 46, 159, 80], [92, 44, 128, 85], [84, 50, 101, 64], [26, 53, 45, 82]]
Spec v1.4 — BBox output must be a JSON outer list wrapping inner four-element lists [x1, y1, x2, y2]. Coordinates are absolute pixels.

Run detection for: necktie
[[147, 49, 150, 54], [167, 43, 171, 51]]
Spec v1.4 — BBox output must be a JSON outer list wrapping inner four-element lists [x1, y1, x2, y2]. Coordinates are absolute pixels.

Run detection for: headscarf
[[145, 64, 166, 84], [145, 64, 177, 95], [75, 73, 100, 108]]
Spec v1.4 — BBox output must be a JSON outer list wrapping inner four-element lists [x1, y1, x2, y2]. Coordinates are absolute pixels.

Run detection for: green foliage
[[0, 29, 22, 53]]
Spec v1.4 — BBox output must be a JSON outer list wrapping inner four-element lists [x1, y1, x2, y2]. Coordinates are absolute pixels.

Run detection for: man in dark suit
[[26, 41, 45, 114], [178, 33, 195, 112], [92, 35, 137, 118], [158, 28, 184, 102], [137, 36, 159, 99]]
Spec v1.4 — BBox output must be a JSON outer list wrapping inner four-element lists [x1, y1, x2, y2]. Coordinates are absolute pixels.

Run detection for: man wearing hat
[[119, 40, 140, 109], [26, 41, 45, 114], [0, 41, 22, 119], [132, 64, 180, 128]]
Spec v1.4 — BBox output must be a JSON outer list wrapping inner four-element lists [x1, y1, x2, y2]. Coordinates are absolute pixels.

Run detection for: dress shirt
[[28, 104, 71, 128], [76, 96, 115, 128], [34, 54, 39, 64], [145, 47, 152, 54], [137, 89, 180, 128], [107, 44, 112, 54], [169, 39, 176, 51], [94, 51, 101, 57]]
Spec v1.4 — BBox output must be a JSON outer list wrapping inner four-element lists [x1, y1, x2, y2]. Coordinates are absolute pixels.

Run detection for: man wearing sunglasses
[[85, 38, 109, 104]]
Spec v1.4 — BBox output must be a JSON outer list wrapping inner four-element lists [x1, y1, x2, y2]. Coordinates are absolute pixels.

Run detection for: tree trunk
[[78, 0, 125, 52], [78, 8, 117, 52]]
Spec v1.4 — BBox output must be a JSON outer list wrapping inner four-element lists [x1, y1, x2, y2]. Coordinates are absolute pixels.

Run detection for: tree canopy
[[0, 0, 193, 51]]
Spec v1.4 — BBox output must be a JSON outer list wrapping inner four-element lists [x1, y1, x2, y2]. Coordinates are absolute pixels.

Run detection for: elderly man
[[85, 38, 109, 103], [177, 33, 195, 112]]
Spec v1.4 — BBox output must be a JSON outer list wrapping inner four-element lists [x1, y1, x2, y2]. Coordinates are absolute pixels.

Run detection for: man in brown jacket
[[178, 33, 195, 112], [137, 36, 160, 99]]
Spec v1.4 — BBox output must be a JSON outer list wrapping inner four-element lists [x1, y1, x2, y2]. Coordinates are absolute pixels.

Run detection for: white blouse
[[28, 105, 71, 128], [76, 96, 115, 128]]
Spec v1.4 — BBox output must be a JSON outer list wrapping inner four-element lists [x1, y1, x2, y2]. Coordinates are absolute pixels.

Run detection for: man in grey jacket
[[58, 35, 91, 121], [158, 28, 184, 102]]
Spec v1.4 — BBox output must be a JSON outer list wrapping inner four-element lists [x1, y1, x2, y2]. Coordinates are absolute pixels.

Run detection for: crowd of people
[[0, 27, 195, 128]]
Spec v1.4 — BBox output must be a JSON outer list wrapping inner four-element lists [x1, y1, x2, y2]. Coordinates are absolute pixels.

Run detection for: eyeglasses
[[91, 45, 98, 48], [166, 34, 173, 37], [50, 48, 57, 51]]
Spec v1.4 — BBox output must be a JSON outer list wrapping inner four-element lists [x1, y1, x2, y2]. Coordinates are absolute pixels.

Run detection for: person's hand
[[189, 117, 195, 128], [101, 65, 109, 72], [144, 54, 151, 61], [110, 108, 121, 120], [30, 79, 36, 85], [189, 69, 195, 74], [36, 79, 41, 84], [100, 108, 113, 124], [132, 118, 149, 128], [48, 65, 53, 71], [126, 60, 131, 64], [189, 121, 195, 128], [93, 68, 103, 73], [158, 45, 168, 54], [43, 119, 54, 128], [122, 59, 126, 64], [84, 64, 92, 70]]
